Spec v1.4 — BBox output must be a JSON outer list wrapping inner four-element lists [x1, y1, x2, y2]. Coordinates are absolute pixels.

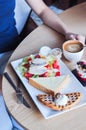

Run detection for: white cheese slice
[[29, 75, 70, 95]]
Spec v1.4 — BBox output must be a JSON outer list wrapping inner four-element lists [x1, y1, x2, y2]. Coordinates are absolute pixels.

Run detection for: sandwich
[[29, 75, 70, 96]]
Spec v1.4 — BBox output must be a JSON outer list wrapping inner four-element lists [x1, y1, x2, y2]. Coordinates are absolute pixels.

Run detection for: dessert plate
[[11, 58, 86, 119]]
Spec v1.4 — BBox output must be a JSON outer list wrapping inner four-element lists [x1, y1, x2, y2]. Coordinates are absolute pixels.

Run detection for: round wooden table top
[[2, 2, 86, 130]]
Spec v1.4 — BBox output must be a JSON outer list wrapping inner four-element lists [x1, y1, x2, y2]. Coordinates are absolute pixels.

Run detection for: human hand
[[65, 32, 85, 44]]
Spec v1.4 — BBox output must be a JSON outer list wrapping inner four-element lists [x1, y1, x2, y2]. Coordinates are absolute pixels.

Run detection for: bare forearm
[[39, 6, 69, 35], [25, 0, 68, 36]]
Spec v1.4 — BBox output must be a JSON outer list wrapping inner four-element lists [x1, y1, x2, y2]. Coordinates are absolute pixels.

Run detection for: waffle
[[37, 92, 81, 111]]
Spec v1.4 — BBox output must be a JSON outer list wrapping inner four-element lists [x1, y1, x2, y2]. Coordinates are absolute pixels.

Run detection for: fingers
[[65, 32, 85, 44], [70, 34, 76, 40], [75, 35, 85, 44]]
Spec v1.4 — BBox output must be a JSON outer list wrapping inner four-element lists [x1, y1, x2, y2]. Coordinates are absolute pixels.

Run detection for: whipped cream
[[55, 93, 69, 106], [39, 46, 51, 56], [76, 61, 86, 78]]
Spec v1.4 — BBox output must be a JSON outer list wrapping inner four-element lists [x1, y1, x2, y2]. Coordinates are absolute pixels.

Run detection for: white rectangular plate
[[11, 58, 86, 119]]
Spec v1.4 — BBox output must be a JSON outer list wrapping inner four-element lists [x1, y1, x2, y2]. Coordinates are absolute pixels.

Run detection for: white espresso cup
[[62, 40, 84, 62]]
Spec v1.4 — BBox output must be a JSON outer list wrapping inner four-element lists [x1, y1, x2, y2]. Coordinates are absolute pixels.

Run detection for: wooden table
[[2, 2, 86, 130]]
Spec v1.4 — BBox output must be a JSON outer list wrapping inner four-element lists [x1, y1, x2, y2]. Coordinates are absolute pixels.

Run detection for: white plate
[[11, 58, 86, 119]]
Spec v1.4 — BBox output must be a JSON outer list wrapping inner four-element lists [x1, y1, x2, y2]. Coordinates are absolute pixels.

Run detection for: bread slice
[[29, 75, 70, 96], [37, 92, 81, 110]]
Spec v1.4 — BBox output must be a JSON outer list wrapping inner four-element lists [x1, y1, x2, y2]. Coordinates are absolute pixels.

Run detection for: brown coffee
[[64, 42, 83, 53]]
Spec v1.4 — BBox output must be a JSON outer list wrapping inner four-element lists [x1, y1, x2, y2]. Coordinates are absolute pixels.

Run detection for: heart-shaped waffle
[[37, 92, 81, 111]]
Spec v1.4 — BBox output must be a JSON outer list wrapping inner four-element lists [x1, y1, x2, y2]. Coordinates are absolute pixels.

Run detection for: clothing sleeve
[[14, 0, 31, 34]]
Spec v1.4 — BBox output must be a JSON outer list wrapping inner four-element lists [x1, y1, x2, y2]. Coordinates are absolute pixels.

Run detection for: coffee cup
[[62, 40, 84, 62]]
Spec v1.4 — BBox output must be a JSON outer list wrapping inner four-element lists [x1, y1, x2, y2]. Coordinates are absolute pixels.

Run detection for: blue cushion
[[0, 95, 13, 130], [0, 95, 24, 130]]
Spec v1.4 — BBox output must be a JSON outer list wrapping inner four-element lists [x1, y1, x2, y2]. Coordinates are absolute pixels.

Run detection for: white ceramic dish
[[62, 40, 84, 62], [11, 58, 86, 119]]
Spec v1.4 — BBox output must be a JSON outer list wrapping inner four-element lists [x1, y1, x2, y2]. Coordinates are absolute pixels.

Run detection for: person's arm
[[25, 0, 85, 43], [25, 0, 68, 35]]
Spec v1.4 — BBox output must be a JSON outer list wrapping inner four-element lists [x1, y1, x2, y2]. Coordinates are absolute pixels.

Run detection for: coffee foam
[[64, 42, 83, 53]]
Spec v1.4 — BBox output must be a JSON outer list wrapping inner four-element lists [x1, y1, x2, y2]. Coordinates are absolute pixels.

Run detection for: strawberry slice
[[27, 57, 32, 62], [52, 60, 60, 70], [55, 65, 60, 70], [24, 72, 34, 79], [35, 54, 41, 58], [55, 71, 60, 76], [23, 63, 30, 68], [39, 72, 49, 77], [44, 64, 51, 69]]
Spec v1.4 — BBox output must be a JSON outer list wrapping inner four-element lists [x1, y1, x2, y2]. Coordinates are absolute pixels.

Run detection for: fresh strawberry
[[27, 57, 32, 62], [40, 72, 49, 77], [23, 63, 29, 68], [77, 61, 86, 66], [77, 71, 82, 77], [52, 60, 60, 70], [55, 71, 60, 76], [44, 64, 50, 69], [24, 72, 34, 79], [35, 54, 41, 58], [80, 77, 86, 81], [55, 65, 60, 70]]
